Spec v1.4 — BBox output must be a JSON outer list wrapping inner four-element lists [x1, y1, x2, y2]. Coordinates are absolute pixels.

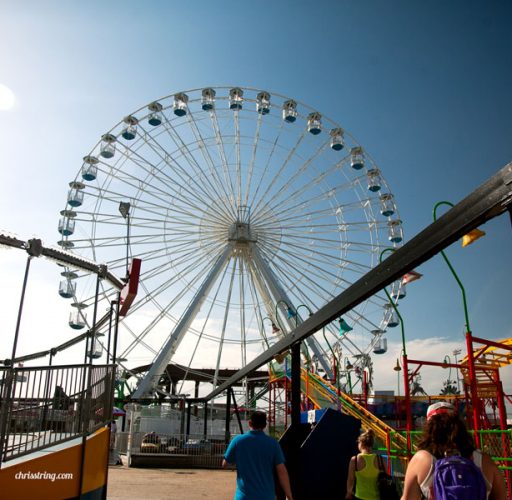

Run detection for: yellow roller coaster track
[[299, 369, 408, 453]]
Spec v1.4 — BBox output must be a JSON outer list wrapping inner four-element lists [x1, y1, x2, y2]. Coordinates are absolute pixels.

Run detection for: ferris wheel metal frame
[[56, 86, 405, 399]]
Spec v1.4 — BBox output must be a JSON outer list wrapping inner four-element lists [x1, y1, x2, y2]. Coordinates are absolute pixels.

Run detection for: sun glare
[[0, 84, 15, 110]]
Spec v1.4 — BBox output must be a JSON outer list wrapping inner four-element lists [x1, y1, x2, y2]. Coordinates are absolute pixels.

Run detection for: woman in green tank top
[[345, 429, 381, 500]]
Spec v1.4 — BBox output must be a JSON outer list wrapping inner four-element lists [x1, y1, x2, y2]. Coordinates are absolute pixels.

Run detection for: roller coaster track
[[300, 369, 408, 452], [0, 233, 124, 289]]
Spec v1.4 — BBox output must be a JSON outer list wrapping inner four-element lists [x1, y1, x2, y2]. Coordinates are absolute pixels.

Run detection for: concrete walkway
[[107, 465, 237, 499]]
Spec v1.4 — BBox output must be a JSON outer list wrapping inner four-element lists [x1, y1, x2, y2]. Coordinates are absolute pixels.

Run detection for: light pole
[[433, 201, 480, 446], [261, 317, 277, 350], [274, 301, 312, 366], [321, 328, 344, 411], [275, 299, 293, 325], [296, 304, 314, 369], [344, 357, 353, 395], [322, 328, 340, 392], [442, 355, 455, 394], [262, 316, 289, 430], [343, 357, 354, 395], [116, 201, 130, 414], [296, 304, 313, 319], [78, 264, 106, 497], [393, 358, 401, 397], [379, 247, 412, 455], [0, 240, 42, 464], [379, 248, 407, 358], [119, 201, 131, 279], [453, 348, 462, 393], [293, 304, 314, 409], [433, 202, 472, 331], [274, 300, 309, 426]]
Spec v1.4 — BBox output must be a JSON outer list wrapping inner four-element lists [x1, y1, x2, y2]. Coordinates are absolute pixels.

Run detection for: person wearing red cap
[[401, 402, 506, 499], [425, 401, 456, 420]]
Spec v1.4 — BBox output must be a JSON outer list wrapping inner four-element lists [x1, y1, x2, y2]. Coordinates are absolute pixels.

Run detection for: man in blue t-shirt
[[223, 411, 293, 500]]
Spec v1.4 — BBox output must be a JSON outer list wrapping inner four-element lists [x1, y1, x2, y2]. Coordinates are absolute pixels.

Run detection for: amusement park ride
[[0, 88, 511, 498]]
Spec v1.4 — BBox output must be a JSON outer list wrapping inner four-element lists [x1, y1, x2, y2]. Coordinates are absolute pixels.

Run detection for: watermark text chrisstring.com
[[14, 471, 73, 482]]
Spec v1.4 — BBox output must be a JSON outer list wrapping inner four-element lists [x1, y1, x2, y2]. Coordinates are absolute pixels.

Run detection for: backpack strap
[[378, 454, 386, 472], [472, 450, 483, 469]]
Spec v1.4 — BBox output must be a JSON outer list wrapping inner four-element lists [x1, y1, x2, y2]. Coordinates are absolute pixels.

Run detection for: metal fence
[[117, 431, 230, 468], [0, 363, 115, 464], [391, 428, 512, 494]]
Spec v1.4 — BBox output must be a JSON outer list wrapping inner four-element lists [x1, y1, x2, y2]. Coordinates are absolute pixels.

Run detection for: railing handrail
[[0, 363, 114, 372], [0, 363, 116, 465]]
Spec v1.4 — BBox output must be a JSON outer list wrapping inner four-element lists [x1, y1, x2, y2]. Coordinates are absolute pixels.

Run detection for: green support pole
[[433, 201, 480, 445], [433, 201, 471, 332], [379, 248, 412, 456]]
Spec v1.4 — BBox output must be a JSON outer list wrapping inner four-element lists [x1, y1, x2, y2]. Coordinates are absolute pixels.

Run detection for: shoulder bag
[[376, 455, 399, 500]]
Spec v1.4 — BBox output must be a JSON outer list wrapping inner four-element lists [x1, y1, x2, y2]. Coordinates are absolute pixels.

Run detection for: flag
[[401, 270, 422, 285], [339, 318, 353, 333], [462, 228, 485, 247]]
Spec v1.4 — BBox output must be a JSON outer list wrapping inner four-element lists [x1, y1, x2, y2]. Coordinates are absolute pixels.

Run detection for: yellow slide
[[300, 369, 408, 453]]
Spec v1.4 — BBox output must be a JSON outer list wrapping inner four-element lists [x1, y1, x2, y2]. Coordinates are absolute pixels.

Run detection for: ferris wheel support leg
[[250, 246, 334, 379], [132, 246, 232, 399], [249, 253, 315, 364]]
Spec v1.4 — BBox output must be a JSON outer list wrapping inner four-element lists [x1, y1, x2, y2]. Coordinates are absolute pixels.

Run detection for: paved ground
[[107, 465, 237, 499]]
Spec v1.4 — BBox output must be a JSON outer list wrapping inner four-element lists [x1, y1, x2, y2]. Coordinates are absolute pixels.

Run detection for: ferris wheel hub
[[228, 221, 257, 245]]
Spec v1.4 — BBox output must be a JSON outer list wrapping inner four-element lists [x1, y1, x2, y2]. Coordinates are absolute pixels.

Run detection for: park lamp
[[339, 317, 353, 334], [461, 228, 486, 247], [432, 200, 487, 334], [119, 202, 130, 219], [263, 316, 281, 336], [286, 306, 297, 319]]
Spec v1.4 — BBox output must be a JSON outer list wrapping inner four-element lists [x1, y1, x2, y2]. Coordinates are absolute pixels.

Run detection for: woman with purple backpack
[[401, 402, 506, 499]]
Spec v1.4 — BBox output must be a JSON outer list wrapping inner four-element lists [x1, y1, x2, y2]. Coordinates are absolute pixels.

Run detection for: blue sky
[[0, 1, 511, 396]]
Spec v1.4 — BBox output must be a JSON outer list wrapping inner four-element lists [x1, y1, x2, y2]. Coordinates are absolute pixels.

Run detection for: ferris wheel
[[56, 86, 404, 398]]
